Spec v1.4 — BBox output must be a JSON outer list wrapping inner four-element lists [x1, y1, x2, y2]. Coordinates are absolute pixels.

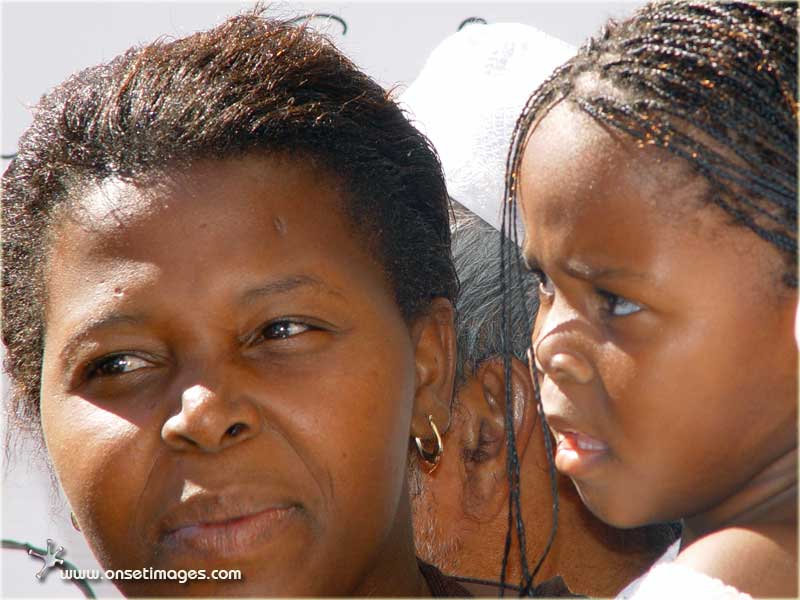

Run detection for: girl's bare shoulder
[[676, 524, 797, 598]]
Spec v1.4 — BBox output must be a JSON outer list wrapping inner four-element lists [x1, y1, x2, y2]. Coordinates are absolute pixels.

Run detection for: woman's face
[[518, 102, 797, 528], [39, 154, 450, 596]]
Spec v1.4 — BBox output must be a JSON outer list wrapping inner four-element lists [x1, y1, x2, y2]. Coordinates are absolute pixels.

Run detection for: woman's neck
[[349, 499, 433, 597], [682, 447, 797, 546], [353, 553, 430, 597]]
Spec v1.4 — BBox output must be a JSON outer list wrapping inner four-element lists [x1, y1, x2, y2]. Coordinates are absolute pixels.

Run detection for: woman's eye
[[86, 354, 150, 379], [258, 321, 312, 341], [599, 291, 642, 317]]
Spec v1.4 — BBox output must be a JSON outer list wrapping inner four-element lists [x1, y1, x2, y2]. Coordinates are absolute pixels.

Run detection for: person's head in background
[[412, 202, 679, 596], [401, 22, 678, 597], [505, 2, 796, 597], [3, 11, 460, 597]]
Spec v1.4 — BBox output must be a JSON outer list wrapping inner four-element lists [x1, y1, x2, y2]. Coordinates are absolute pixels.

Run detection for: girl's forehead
[[517, 104, 782, 276], [519, 105, 790, 303], [521, 102, 707, 223]]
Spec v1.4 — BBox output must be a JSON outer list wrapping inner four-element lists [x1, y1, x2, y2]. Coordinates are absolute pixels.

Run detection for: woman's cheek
[[41, 393, 153, 565]]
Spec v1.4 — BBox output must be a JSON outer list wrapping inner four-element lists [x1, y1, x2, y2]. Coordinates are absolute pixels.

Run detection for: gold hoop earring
[[526, 346, 540, 382], [70, 511, 81, 532], [526, 347, 535, 377], [414, 414, 443, 473]]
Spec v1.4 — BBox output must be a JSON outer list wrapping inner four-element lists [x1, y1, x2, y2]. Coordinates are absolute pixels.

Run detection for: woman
[[2, 12, 467, 596]]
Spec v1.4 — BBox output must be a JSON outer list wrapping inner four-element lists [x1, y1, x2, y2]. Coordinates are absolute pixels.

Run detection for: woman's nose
[[161, 375, 263, 452]]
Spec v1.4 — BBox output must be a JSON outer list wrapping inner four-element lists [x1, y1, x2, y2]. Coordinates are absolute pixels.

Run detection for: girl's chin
[[572, 485, 653, 530]]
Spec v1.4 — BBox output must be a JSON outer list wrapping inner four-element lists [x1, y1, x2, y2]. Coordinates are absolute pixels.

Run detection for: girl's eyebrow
[[562, 259, 652, 282]]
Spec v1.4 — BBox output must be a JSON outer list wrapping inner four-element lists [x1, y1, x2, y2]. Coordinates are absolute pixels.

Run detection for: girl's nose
[[532, 300, 595, 385], [535, 344, 595, 385]]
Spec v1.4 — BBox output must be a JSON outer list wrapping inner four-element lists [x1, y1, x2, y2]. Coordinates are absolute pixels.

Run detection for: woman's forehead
[[42, 156, 365, 306], [61, 177, 166, 234], [60, 155, 327, 228]]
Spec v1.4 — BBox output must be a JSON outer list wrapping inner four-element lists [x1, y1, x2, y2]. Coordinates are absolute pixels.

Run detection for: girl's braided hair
[[506, 1, 797, 283], [500, 2, 797, 594]]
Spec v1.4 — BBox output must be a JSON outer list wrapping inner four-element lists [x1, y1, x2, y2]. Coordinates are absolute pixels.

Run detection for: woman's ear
[[458, 355, 537, 521], [410, 298, 457, 441], [794, 296, 799, 349]]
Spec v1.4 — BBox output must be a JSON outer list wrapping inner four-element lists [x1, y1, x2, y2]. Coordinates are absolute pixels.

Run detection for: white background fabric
[[400, 22, 575, 234]]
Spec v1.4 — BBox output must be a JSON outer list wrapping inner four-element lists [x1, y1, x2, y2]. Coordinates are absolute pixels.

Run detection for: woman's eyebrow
[[241, 274, 346, 304], [57, 276, 345, 368], [59, 313, 145, 369]]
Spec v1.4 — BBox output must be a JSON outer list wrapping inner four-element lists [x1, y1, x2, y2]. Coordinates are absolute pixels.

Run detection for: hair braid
[[507, 1, 797, 283], [500, 0, 798, 591]]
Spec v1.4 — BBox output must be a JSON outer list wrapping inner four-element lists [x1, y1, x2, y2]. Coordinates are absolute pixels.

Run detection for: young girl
[[503, 2, 797, 597], [1, 12, 469, 597]]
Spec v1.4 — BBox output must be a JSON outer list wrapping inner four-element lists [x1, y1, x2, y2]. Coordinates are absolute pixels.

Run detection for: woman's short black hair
[[2, 11, 458, 451]]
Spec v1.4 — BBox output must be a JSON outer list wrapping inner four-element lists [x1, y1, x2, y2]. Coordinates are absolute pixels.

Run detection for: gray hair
[[452, 201, 538, 387]]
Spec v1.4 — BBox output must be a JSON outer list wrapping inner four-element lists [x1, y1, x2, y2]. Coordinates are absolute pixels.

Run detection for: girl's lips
[[554, 431, 610, 477]]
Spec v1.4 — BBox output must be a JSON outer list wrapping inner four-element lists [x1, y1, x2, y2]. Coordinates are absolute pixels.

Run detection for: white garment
[[617, 541, 680, 599], [399, 23, 575, 237], [617, 540, 753, 600]]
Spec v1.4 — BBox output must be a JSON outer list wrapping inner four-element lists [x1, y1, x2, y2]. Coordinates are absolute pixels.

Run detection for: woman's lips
[[553, 430, 610, 477], [162, 503, 300, 560]]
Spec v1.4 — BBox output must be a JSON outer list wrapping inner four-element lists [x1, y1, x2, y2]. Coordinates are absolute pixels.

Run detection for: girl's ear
[[409, 298, 457, 441]]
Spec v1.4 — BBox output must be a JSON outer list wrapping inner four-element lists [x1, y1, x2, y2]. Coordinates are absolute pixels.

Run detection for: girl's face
[[519, 102, 797, 528], [39, 155, 451, 596]]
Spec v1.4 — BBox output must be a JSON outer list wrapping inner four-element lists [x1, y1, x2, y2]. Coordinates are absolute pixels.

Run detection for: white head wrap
[[400, 23, 575, 237]]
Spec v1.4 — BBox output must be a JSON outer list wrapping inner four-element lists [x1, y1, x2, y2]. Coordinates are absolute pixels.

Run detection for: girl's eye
[[86, 354, 150, 379], [598, 290, 642, 317]]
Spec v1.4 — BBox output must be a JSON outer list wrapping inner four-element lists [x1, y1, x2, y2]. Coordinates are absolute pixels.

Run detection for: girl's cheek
[[593, 346, 637, 400], [530, 309, 548, 353]]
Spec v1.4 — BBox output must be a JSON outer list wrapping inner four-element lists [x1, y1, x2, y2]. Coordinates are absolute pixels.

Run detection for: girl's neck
[[682, 447, 797, 547]]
